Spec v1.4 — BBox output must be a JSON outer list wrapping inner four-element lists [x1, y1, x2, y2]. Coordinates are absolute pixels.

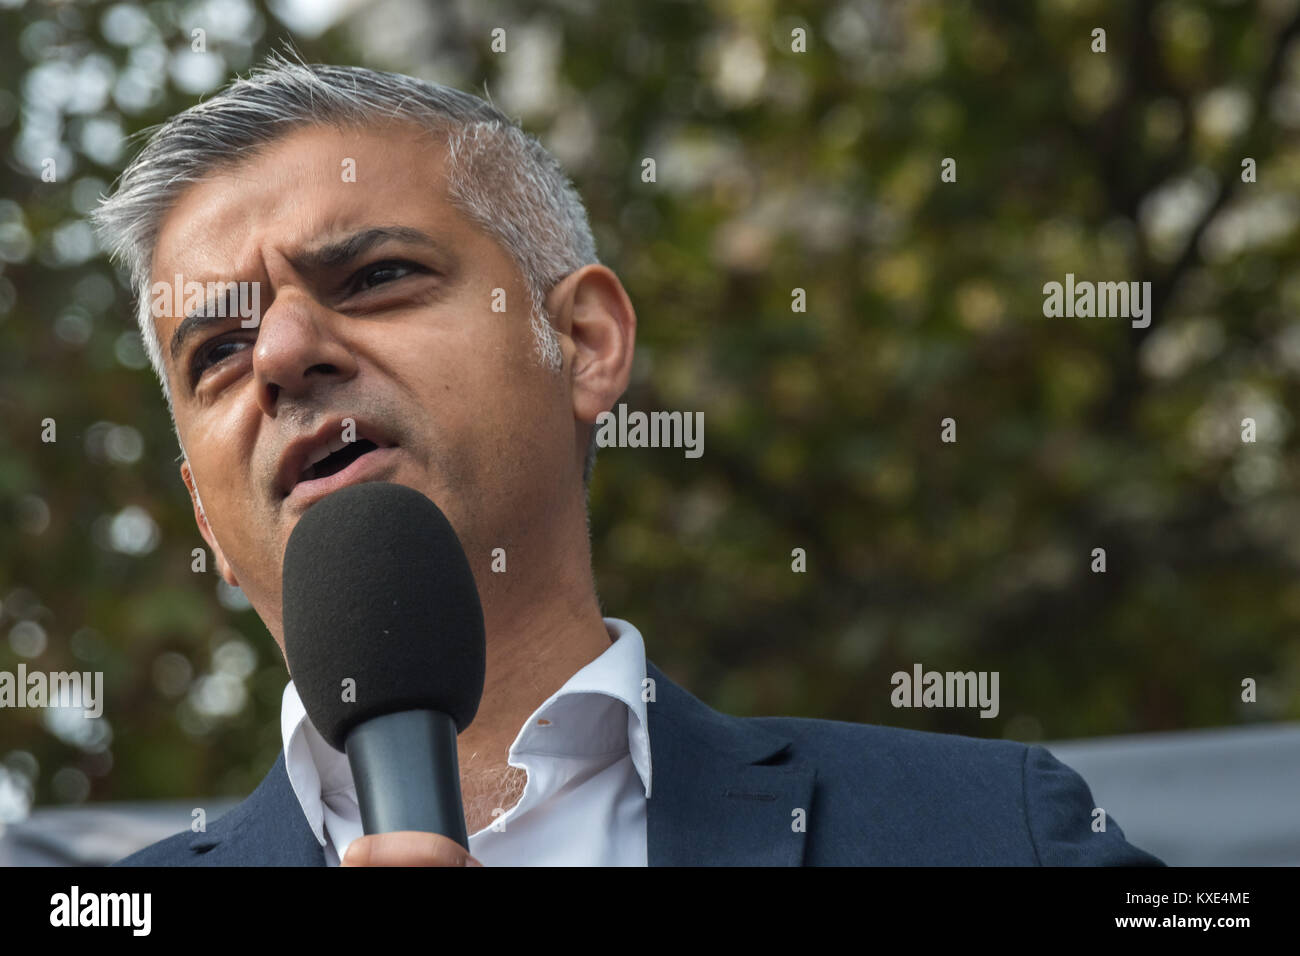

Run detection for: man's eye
[[356, 260, 418, 290], [193, 339, 248, 377]]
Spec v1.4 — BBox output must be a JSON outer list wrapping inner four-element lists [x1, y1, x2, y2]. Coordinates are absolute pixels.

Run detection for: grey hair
[[91, 51, 601, 485]]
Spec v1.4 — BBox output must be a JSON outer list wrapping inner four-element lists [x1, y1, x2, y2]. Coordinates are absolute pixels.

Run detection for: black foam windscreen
[[281, 481, 486, 751]]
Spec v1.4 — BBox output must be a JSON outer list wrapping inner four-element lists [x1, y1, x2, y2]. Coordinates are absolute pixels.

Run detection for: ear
[[180, 459, 240, 587], [546, 264, 637, 444]]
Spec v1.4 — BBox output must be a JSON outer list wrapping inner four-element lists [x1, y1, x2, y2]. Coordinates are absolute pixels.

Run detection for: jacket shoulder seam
[[1021, 744, 1045, 866]]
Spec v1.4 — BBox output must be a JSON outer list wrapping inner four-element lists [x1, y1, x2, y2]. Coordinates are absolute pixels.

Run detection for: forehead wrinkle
[[160, 163, 441, 286]]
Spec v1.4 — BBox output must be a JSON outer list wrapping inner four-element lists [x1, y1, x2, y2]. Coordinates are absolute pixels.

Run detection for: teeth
[[298, 431, 367, 482]]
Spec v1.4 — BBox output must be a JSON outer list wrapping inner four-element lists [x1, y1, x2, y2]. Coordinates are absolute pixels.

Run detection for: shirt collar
[[509, 617, 652, 799], [281, 617, 652, 847]]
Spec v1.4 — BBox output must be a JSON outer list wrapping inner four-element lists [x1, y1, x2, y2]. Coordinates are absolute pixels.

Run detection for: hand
[[340, 831, 484, 867]]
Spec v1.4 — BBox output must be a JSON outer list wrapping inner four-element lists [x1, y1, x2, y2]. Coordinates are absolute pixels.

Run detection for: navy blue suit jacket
[[115, 659, 1163, 866]]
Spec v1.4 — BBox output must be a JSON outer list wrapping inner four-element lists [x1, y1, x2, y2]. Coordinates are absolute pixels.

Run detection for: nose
[[252, 287, 358, 417]]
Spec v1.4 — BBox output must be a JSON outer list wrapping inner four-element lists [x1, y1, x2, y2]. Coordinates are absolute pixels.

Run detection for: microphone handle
[[345, 709, 469, 848]]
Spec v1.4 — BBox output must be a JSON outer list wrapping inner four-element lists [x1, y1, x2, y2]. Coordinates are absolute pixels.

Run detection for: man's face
[[151, 122, 577, 652]]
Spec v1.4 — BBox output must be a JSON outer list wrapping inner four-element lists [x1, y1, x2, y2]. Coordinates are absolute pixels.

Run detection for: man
[[93, 55, 1163, 866]]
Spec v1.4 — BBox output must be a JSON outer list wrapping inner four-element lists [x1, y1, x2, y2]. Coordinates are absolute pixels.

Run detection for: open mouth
[[299, 438, 379, 484]]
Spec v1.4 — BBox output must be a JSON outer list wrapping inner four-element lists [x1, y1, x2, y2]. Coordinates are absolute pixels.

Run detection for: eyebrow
[[290, 225, 444, 274], [167, 226, 445, 369]]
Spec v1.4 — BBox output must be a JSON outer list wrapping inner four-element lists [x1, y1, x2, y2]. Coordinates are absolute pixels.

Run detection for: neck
[[453, 489, 612, 829], [460, 536, 609, 768]]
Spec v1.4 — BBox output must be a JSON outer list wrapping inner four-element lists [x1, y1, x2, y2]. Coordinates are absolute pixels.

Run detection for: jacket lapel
[[186, 752, 325, 865], [644, 659, 815, 866]]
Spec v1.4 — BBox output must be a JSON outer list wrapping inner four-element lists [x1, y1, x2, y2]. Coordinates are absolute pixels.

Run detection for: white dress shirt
[[280, 617, 652, 866]]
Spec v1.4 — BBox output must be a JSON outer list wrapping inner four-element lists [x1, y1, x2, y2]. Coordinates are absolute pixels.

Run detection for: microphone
[[281, 481, 486, 849]]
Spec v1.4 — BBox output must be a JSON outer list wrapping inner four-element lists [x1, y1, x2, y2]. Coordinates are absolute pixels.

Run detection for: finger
[[341, 831, 476, 867]]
